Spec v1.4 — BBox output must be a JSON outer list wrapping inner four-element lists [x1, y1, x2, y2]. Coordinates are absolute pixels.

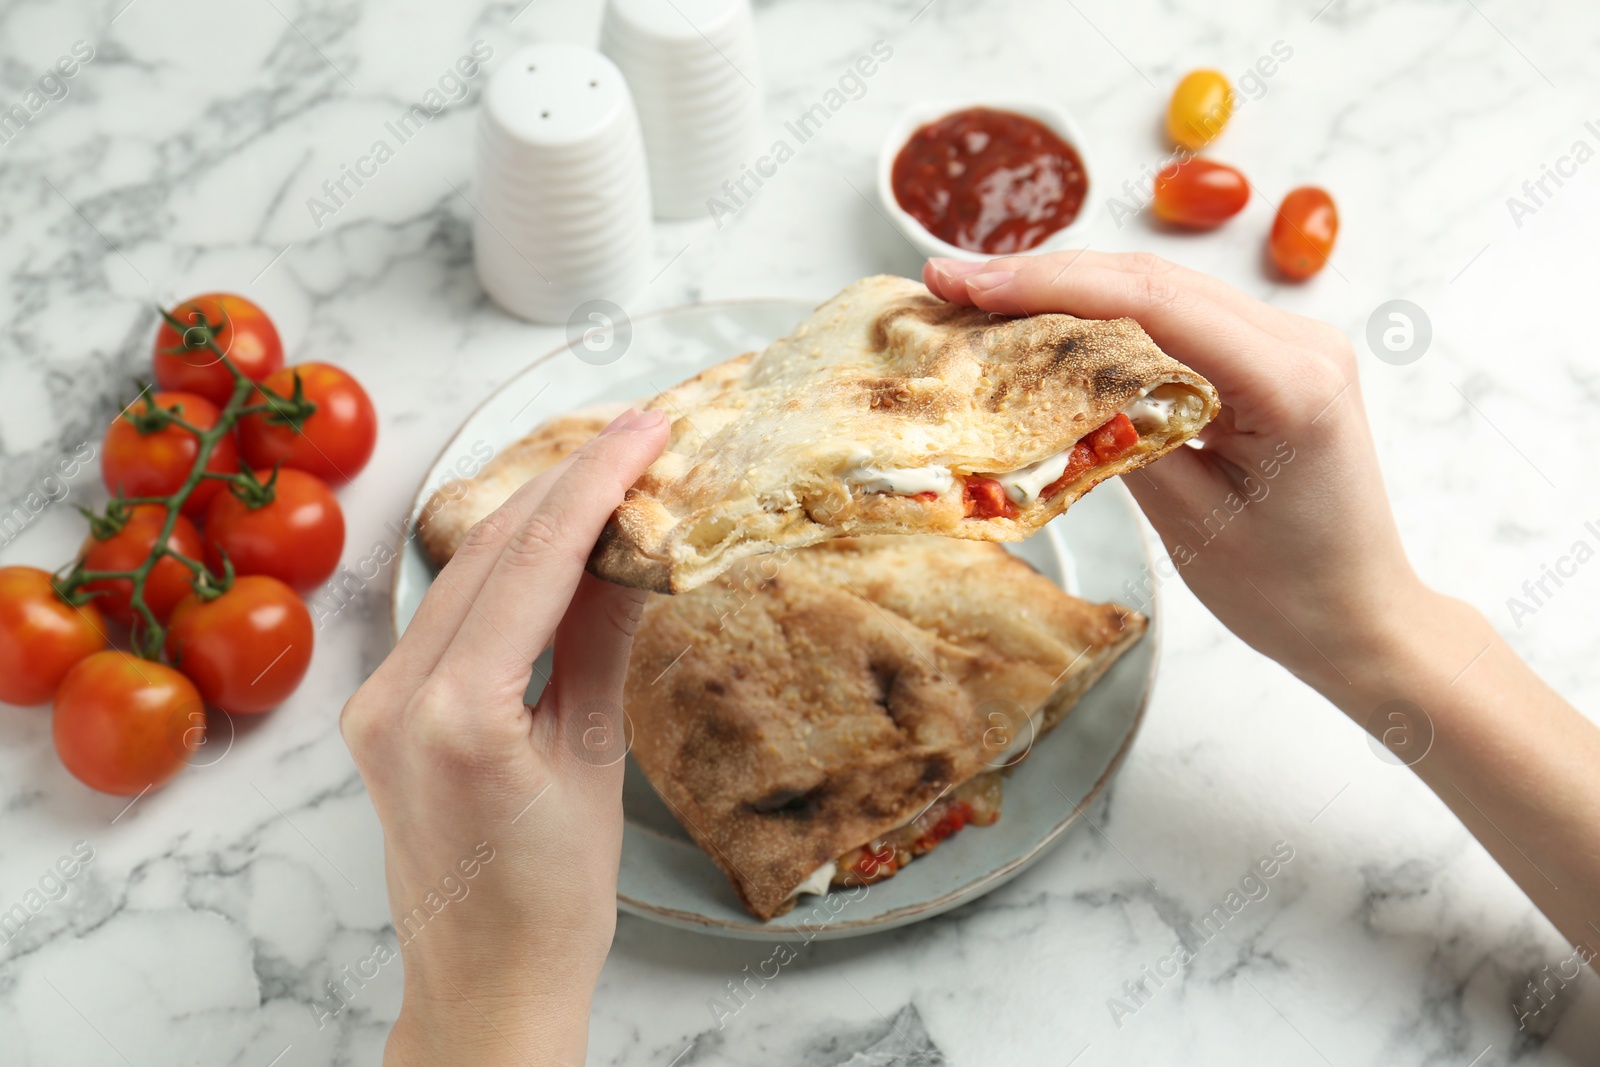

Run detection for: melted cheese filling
[[843, 462, 955, 496], [787, 860, 837, 900], [993, 386, 1193, 504], [993, 450, 1076, 505], [843, 385, 1192, 504], [1122, 384, 1184, 432]]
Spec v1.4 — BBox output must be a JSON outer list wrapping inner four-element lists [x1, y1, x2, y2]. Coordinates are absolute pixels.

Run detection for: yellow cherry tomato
[[1167, 69, 1233, 151]]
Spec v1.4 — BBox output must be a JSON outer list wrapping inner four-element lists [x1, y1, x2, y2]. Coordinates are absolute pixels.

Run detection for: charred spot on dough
[[747, 783, 825, 818], [868, 305, 914, 354], [868, 659, 929, 734], [870, 299, 977, 354], [920, 754, 953, 786], [678, 702, 758, 766], [869, 661, 899, 714], [1092, 364, 1140, 400]]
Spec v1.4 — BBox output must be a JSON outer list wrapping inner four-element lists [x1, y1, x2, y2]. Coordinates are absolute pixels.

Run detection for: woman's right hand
[[927, 251, 1426, 689], [927, 251, 1600, 967]]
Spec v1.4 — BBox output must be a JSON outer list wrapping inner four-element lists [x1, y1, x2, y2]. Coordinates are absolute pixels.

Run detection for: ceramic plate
[[391, 298, 1159, 940]]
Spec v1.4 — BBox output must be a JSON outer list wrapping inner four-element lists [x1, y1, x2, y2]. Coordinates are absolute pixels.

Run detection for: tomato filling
[[962, 476, 1019, 519], [833, 773, 1004, 887], [1042, 412, 1140, 498]]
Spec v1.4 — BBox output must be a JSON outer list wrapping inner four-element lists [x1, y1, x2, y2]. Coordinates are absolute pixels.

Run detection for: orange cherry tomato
[[165, 576, 313, 714], [203, 468, 345, 593], [1269, 186, 1339, 280], [1151, 159, 1250, 229], [238, 363, 377, 486], [53, 650, 202, 795], [1167, 69, 1233, 151], [101, 390, 240, 518], [0, 567, 107, 706], [80, 505, 204, 626], [153, 293, 284, 408]]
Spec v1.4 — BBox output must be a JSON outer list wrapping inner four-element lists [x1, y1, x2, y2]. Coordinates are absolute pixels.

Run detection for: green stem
[[92, 323, 261, 660]]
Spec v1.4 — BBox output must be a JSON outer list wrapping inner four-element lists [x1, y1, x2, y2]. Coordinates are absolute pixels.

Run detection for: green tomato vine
[[55, 305, 316, 660]]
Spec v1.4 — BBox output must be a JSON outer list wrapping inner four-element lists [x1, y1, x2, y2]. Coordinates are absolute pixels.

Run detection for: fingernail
[[605, 408, 666, 434], [930, 258, 988, 278], [967, 270, 1016, 293], [600, 408, 642, 435]]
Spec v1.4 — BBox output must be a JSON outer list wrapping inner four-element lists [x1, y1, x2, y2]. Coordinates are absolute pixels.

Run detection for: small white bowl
[[876, 98, 1097, 263]]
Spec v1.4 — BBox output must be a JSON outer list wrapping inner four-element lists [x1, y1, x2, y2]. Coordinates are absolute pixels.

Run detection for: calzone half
[[624, 534, 1146, 921], [590, 274, 1218, 593], [417, 402, 628, 568]]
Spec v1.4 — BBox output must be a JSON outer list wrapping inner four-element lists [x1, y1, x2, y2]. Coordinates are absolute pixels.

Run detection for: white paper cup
[[473, 43, 652, 324]]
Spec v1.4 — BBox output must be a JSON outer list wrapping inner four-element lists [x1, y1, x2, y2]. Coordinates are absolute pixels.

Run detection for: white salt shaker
[[473, 43, 652, 324], [601, 0, 762, 220]]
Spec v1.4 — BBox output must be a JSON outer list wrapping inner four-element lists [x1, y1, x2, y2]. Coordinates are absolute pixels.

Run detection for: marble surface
[[1, 0, 1598, 1063]]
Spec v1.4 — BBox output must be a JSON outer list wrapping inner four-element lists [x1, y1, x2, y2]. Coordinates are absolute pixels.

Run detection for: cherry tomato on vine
[[102, 390, 240, 518], [0, 567, 107, 706], [203, 468, 344, 593], [238, 363, 376, 486], [153, 293, 284, 408], [165, 576, 313, 714], [80, 504, 205, 626], [53, 650, 202, 795], [1167, 69, 1233, 151], [1269, 186, 1339, 280], [1151, 158, 1250, 229]]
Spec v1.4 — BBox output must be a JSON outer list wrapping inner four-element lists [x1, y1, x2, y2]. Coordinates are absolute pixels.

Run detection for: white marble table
[[2, 0, 1598, 1063]]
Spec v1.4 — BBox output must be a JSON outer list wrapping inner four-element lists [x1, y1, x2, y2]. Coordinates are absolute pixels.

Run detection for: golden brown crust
[[623, 535, 1146, 920], [415, 402, 630, 568], [588, 275, 1219, 594]]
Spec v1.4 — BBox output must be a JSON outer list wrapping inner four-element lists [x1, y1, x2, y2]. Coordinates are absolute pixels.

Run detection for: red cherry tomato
[[102, 390, 240, 518], [203, 469, 345, 593], [1151, 159, 1250, 228], [1269, 186, 1339, 280], [53, 650, 202, 795], [0, 567, 107, 706], [165, 576, 313, 714], [80, 505, 205, 626], [238, 363, 376, 486], [153, 293, 284, 408]]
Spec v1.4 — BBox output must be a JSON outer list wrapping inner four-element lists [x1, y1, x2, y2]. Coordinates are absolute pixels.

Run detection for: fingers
[[542, 572, 648, 771], [384, 407, 652, 688], [389, 452, 580, 684], [927, 252, 1290, 428], [1121, 439, 1233, 534], [435, 410, 669, 693]]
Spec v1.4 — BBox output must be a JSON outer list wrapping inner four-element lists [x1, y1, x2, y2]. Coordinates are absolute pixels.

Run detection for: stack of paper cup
[[601, 0, 762, 220], [473, 43, 652, 324]]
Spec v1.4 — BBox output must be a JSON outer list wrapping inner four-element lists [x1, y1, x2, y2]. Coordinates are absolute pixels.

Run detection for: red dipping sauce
[[891, 107, 1088, 255]]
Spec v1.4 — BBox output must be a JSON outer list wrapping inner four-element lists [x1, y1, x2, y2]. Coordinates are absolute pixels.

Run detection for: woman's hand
[[927, 252, 1600, 968], [927, 251, 1421, 686], [341, 408, 669, 1067]]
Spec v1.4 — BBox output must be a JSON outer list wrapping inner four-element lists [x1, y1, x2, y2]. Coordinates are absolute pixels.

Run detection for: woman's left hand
[[340, 408, 669, 1067]]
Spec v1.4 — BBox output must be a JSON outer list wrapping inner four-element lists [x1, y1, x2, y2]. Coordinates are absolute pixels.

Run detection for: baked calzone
[[590, 274, 1218, 593]]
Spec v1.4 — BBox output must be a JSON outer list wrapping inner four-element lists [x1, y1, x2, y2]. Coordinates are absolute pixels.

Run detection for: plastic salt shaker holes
[[473, 44, 652, 324], [601, 0, 762, 219]]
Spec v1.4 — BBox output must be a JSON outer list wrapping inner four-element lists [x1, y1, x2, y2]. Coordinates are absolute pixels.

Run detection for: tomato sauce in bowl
[[890, 107, 1088, 255]]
